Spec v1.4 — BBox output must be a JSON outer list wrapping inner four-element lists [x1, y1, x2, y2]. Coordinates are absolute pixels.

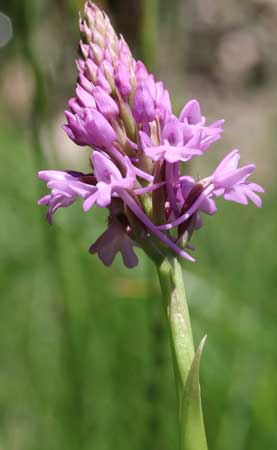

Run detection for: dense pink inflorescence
[[38, 1, 264, 268]]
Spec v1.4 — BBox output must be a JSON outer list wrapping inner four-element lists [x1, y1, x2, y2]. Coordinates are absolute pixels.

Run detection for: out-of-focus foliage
[[0, 1, 276, 450]]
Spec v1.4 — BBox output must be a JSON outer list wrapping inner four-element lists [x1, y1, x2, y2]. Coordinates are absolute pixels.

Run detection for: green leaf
[[180, 336, 208, 450]]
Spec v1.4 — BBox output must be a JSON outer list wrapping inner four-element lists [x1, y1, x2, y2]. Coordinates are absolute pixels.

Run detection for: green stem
[[157, 257, 194, 398], [156, 256, 207, 450]]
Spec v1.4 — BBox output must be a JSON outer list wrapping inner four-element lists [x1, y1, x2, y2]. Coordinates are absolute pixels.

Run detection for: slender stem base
[[156, 257, 208, 450]]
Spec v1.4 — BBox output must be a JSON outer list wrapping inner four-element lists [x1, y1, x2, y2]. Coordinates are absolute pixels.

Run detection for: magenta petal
[[162, 115, 183, 146], [223, 188, 248, 205], [199, 198, 217, 215], [95, 183, 113, 207], [63, 124, 77, 143], [210, 119, 225, 129], [164, 148, 183, 163], [213, 150, 240, 179], [246, 182, 265, 193], [143, 145, 168, 161], [194, 213, 203, 230], [139, 131, 154, 150], [179, 99, 203, 124], [37, 194, 51, 205], [83, 192, 99, 211], [93, 152, 122, 183], [244, 188, 263, 207], [215, 164, 256, 189], [68, 97, 83, 114]]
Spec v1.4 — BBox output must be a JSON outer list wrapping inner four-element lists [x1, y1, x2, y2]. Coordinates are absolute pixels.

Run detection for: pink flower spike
[[38, 2, 264, 268]]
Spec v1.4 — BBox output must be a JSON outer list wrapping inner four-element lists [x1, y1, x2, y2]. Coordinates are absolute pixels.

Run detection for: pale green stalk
[[157, 256, 208, 450]]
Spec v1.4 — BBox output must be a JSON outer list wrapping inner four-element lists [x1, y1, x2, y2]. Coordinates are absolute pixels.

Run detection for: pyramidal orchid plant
[[38, 3, 264, 449]]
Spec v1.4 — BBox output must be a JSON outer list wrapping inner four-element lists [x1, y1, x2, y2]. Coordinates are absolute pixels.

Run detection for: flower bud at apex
[[84, 3, 95, 28]]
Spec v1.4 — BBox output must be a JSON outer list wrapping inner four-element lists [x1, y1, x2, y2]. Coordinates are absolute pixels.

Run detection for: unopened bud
[[93, 86, 119, 118], [133, 83, 155, 124], [115, 62, 132, 97]]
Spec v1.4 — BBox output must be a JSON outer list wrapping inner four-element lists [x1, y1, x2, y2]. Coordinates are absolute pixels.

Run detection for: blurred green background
[[0, 0, 276, 449]]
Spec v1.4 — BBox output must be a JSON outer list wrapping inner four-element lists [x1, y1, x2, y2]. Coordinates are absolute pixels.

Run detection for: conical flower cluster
[[38, 1, 264, 268]]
